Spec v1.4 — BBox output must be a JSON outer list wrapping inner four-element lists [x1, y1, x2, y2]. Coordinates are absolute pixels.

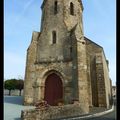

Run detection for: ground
[[79, 108, 116, 120], [4, 96, 35, 120], [4, 96, 116, 120]]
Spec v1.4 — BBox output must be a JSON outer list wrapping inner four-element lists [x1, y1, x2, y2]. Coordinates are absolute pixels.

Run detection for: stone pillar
[[95, 53, 106, 107], [87, 56, 92, 107], [33, 83, 41, 104], [77, 40, 89, 113]]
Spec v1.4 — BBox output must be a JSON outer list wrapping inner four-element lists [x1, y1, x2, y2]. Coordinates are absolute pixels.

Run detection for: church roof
[[84, 36, 103, 49], [84, 36, 108, 66]]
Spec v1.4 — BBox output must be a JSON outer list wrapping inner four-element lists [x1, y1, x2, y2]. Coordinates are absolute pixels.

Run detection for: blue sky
[[4, 0, 116, 85]]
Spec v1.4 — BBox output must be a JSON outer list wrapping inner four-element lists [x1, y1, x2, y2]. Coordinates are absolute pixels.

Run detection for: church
[[23, 0, 112, 113]]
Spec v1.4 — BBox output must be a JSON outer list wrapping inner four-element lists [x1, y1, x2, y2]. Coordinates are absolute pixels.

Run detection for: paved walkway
[[80, 109, 116, 120], [4, 96, 35, 120]]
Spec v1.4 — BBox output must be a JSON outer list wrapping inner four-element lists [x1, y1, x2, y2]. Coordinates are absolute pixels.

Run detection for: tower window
[[70, 47, 72, 53], [52, 31, 56, 44], [54, 1, 58, 14], [70, 2, 74, 15]]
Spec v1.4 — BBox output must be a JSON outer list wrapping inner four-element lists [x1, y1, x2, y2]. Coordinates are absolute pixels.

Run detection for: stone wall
[[23, 0, 111, 114], [32, 61, 73, 105], [85, 37, 112, 108], [101, 51, 112, 108], [21, 104, 86, 120], [24, 0, 87, 108], [24, 32, 40, 105], [85, 37, 102, 107], [95, 53, 106, 107]]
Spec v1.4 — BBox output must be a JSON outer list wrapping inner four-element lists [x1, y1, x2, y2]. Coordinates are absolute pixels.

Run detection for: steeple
[[23, 0, 112, 114], [41, 0, 83, 10], [40, 0, 84, 32], [24, 0, 89, 112]]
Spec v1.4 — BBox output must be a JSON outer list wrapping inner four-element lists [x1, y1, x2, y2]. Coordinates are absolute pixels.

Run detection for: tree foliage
[[16, 79, 24, 96], [4, 79, 17, 95], [4, 79, 24, 96]]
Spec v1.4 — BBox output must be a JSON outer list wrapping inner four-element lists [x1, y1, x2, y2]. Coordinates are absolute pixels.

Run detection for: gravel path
[[4, 96, 35, 120]]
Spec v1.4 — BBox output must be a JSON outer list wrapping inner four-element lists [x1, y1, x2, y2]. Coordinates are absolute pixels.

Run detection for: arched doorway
[[44, 73, 63, 106]]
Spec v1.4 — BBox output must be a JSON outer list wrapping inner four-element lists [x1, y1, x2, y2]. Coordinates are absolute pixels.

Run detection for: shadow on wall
[[4, 96, 24, 105]]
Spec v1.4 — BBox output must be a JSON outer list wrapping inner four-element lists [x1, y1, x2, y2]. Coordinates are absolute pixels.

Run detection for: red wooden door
[[44, 73, 63, 106]]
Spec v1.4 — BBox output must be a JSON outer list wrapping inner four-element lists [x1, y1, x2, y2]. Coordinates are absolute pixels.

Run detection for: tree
[[16, 79, 24, 96], [4, 79, 17, 95]]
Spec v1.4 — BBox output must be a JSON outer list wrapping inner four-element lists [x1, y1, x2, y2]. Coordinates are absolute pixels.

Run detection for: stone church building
[[23, 0, 112, 113]]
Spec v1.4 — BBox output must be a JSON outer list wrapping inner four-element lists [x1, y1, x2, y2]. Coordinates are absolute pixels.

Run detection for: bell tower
[[24, 0, 89, 113]]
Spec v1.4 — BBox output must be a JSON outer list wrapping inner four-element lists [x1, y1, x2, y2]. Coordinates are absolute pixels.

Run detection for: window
[[54, 1, 58, 14], [70, 47, 72, 53], [70, 2, 74, 15], [52, 31, 56, 44]]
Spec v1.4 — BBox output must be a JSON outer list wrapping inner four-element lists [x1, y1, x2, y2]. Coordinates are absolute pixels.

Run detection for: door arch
[[44, 73, 63, 106]]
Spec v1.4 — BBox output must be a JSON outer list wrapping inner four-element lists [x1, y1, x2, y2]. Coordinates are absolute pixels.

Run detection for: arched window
[[70, 2, 74, 15], [52, 31, 56, 44], [54, 1, 58, 14]]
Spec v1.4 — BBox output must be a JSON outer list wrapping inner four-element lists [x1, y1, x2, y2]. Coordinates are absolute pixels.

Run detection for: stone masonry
[[23, 0, 112, 117]]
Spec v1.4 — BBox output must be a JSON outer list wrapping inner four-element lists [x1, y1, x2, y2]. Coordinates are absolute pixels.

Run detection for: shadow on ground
[[14, 118, 21, 120], [4, 96, 24, 105]]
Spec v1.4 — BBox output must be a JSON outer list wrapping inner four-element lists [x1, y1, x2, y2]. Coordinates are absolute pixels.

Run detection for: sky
[[4, 0, 116, 85]]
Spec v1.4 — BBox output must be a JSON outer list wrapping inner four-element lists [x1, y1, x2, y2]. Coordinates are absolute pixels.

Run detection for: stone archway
[[44, 73, 63, 106]]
